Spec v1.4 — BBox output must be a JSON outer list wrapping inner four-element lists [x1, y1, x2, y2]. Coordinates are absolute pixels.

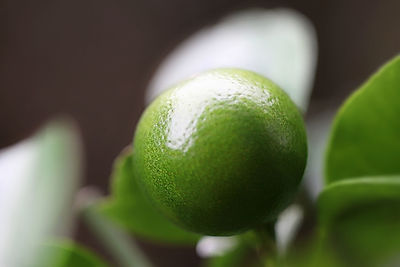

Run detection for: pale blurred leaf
[[147, 8, 317, 111], [0, 119, 82, 267]]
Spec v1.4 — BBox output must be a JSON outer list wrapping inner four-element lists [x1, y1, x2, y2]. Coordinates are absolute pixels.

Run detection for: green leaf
[[0, 118, 83, 266], [318, 176, 400, 225], [325, 55, 400, 183], [37, 240, 109, 267], [96, 148, 201, 244], [320, 55, 400, 266], [318, 176, 400, 266]]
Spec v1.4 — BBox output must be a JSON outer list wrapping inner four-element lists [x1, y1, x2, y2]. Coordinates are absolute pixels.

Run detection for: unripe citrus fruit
[[132, 69, 307, 236]]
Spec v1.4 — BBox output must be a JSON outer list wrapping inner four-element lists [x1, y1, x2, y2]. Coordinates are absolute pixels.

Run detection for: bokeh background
[[1, 0, 400, 266]]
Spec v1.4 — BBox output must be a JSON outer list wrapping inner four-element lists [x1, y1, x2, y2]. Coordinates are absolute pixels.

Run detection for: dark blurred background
[[1, 0, 399, 266]]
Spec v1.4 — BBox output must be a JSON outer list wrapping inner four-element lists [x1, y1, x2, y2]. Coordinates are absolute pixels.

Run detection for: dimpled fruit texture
[[132, 68, 307, 236]]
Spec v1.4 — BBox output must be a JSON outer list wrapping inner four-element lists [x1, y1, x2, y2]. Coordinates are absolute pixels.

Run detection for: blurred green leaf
[[318, 176, 400, 266], [37, 240, 109, 267], [206, 242, 254, 267], [282, 234, 343, 267], [96, 148, 201, 244], [0, 118, 82, 267], [325, 55, 400, 183]]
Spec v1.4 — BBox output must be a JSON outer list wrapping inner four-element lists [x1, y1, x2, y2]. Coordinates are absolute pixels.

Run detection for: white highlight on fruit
[[165, 72, 273, 152]]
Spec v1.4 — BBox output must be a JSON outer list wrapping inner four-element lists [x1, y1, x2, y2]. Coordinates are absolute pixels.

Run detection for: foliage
[[36, 240, 109, 267], [1, 22, 399, 265], [318, 55, 400, 266]]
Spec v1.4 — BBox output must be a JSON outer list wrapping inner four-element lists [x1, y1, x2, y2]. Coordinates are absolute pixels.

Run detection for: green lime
[[132, 68, 307, 236]]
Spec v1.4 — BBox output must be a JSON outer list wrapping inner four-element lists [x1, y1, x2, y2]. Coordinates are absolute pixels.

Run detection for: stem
[[254, 221, 278, 266], [77, 187, 153, 267]]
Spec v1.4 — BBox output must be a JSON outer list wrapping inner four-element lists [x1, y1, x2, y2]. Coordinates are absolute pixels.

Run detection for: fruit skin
[[132, 68, 307, 236]]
